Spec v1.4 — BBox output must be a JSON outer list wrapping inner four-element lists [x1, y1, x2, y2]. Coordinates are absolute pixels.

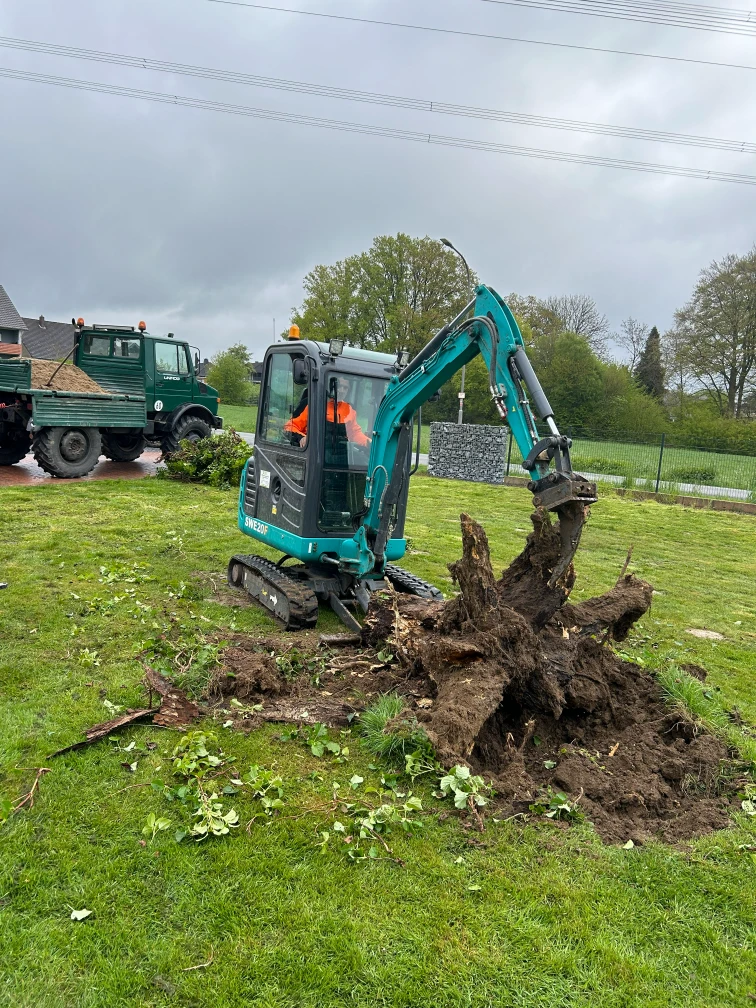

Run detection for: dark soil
[[211, 510, 742, 846]]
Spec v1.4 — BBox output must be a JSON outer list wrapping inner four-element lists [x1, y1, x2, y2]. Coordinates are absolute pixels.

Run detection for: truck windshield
[[319, 373, 387, 533]]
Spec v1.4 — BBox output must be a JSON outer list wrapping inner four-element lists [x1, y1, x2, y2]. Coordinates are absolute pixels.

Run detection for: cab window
[[155, 342, 180, 374], [84, 335, 110, 356], [178, 346, 190, 375], [113, 337, 141, 359], [318, 373, 387, 533], [260, 353, 306, 447]]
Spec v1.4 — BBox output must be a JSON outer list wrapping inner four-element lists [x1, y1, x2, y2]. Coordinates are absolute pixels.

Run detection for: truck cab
[[74, 323, 221, 446]]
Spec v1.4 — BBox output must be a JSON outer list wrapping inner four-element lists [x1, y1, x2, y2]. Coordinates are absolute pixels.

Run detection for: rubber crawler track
[[384, 564, 444, 601], [228, 553, 319, 629]]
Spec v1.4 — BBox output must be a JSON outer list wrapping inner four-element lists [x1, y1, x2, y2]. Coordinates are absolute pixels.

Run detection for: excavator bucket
[[530, 474, 598, 586]]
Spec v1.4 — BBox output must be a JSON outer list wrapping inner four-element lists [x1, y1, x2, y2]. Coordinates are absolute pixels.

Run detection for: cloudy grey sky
[[1, 0, 754, 359]]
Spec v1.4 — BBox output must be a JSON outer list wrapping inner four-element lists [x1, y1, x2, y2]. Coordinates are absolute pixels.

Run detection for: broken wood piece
[[143, 665, 199, 728], [319, 633, 362, 647], [48, 709, 154, 757]]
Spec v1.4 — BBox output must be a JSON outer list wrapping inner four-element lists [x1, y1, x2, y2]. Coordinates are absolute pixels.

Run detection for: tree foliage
[[292, 233, 474, 357], [634, 326, 665, 400], [206, 347, 252, 406], [668, 250, 756, 418]]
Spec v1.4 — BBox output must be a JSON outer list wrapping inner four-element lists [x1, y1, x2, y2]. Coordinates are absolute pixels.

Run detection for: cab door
[[153, 341, 193, 412], [249, 350, 309, 537]]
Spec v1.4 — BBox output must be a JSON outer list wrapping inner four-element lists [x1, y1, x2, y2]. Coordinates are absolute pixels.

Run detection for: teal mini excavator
[[229, 268, 597, 631]]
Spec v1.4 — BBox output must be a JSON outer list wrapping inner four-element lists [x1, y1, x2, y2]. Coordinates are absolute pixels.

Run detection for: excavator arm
[[345, 284, 597, 582]]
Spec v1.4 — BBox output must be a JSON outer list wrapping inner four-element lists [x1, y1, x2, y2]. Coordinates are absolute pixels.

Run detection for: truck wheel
[[161, 415, 212, 455], [102, 431, 146, 462], [32, 426, 103, 478], [0, 425, 31, 465]]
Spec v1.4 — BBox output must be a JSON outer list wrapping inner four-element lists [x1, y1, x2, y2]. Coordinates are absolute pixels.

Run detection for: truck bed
[[0, 357, 147, 428], [28, 359, 109, 394]]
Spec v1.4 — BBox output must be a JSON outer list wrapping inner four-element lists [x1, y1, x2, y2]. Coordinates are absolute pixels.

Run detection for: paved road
[[0, 448, 162, 486], [0, 432, 430, 488]]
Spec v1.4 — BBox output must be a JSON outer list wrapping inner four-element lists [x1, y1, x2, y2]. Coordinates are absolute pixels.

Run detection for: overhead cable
[[3, 35, 754, 153], [2, 66, 754, 185], [473, 0, 756, 36], [197, 0, 756, 74]]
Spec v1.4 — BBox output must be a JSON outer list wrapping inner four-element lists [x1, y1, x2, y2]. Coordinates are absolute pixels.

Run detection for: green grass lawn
[[218, 403, 258, 433], [2, 476, 756, 1007]]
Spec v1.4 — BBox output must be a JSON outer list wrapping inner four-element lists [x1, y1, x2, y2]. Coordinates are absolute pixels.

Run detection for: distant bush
[[573, 456, 634, 476], [666, 465, 718, 485], [160, 428, 252, 488]]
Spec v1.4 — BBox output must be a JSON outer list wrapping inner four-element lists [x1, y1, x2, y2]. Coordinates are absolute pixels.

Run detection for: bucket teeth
[[548, 500, 589, 588]]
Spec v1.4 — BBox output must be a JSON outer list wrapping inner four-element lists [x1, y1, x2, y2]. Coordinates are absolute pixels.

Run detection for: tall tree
[[505, 294, 564, 370], [225, 343, 254, 370], [634, 326, 665, 400], [207, 348, 252, 405], [615, 317, 649, 370], [671, 249, 756, 418], [544, 293, 610, 357], [292, 234, 474, 356]]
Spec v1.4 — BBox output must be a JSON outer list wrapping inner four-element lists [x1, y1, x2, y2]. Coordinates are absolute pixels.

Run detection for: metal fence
[[505, 428, 756, 501]]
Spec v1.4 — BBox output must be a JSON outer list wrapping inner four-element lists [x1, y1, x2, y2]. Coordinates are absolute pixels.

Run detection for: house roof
[[21, 316, 77, 361], [0, 285, 27, 331]]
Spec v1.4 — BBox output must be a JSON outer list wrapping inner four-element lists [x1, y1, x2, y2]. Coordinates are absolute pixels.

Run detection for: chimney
[[38, 315, 46, 328]]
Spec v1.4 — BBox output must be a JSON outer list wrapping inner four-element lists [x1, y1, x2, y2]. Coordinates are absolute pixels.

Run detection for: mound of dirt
[[29, 359, 108, 394], [211, 511, 741, 845]]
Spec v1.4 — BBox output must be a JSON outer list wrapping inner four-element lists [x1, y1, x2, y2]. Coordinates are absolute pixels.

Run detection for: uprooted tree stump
[[363, 511, 738, 845]]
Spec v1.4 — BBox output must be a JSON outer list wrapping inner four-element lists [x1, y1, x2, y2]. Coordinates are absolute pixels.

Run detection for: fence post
[[505, 431, 513, 477], [655, 433, 666, 493]]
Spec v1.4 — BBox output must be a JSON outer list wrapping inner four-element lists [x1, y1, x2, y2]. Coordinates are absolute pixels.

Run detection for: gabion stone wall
[[428, 422, 509, 484]]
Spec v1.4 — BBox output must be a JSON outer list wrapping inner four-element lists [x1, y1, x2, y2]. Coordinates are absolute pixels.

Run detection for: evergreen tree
[[634, 326, 665, 400]]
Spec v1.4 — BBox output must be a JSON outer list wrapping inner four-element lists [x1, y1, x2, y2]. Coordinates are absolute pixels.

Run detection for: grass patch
[[217, 402, 257, 434], [1, 475, 756, 1006], [654, 664, 756, 767], [358, 693, 430, 761]]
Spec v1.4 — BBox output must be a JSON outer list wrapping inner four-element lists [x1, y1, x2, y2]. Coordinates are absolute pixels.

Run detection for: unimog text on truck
[[0, 320, 221, 478]]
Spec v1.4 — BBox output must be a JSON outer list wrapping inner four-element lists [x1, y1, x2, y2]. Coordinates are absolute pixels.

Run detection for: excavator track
[[384, 564, 444, 601], [227, 554, 319, 630]]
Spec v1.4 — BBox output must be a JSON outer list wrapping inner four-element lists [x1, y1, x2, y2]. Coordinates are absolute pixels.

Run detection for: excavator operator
[[284, 375, 372, 450]]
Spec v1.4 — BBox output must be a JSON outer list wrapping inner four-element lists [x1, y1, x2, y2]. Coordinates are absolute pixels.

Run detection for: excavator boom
[[349, 284, 597, 581]]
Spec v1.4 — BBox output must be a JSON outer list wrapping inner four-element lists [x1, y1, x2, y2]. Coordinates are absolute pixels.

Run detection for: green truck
[[0, 322, 221, 478]]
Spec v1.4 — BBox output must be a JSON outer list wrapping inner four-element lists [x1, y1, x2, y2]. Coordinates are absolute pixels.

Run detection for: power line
[[2, 66, 755, 184], [197, 0, 756, 74], [3, 35, 755, 153], [474, 0, 756, 36]]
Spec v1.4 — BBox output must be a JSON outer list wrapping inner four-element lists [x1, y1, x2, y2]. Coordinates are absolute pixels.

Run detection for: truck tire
[[102, 431, 146, 462], [0, 425, 31, 465], [161, 415, 212, 455], [32, 426, 103, 479]]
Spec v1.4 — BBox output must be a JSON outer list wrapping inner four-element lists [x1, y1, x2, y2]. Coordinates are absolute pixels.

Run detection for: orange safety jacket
[[284, 400, 370, 447]]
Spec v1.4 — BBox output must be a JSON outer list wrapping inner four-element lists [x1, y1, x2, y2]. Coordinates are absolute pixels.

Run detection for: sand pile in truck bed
[[28, 359, 109, 394], [212, 511, 744, 846]]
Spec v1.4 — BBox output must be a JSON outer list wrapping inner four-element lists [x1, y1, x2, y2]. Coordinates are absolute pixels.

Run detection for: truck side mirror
[[194, 352, 200, 372], [293, 358, 308, 385]]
